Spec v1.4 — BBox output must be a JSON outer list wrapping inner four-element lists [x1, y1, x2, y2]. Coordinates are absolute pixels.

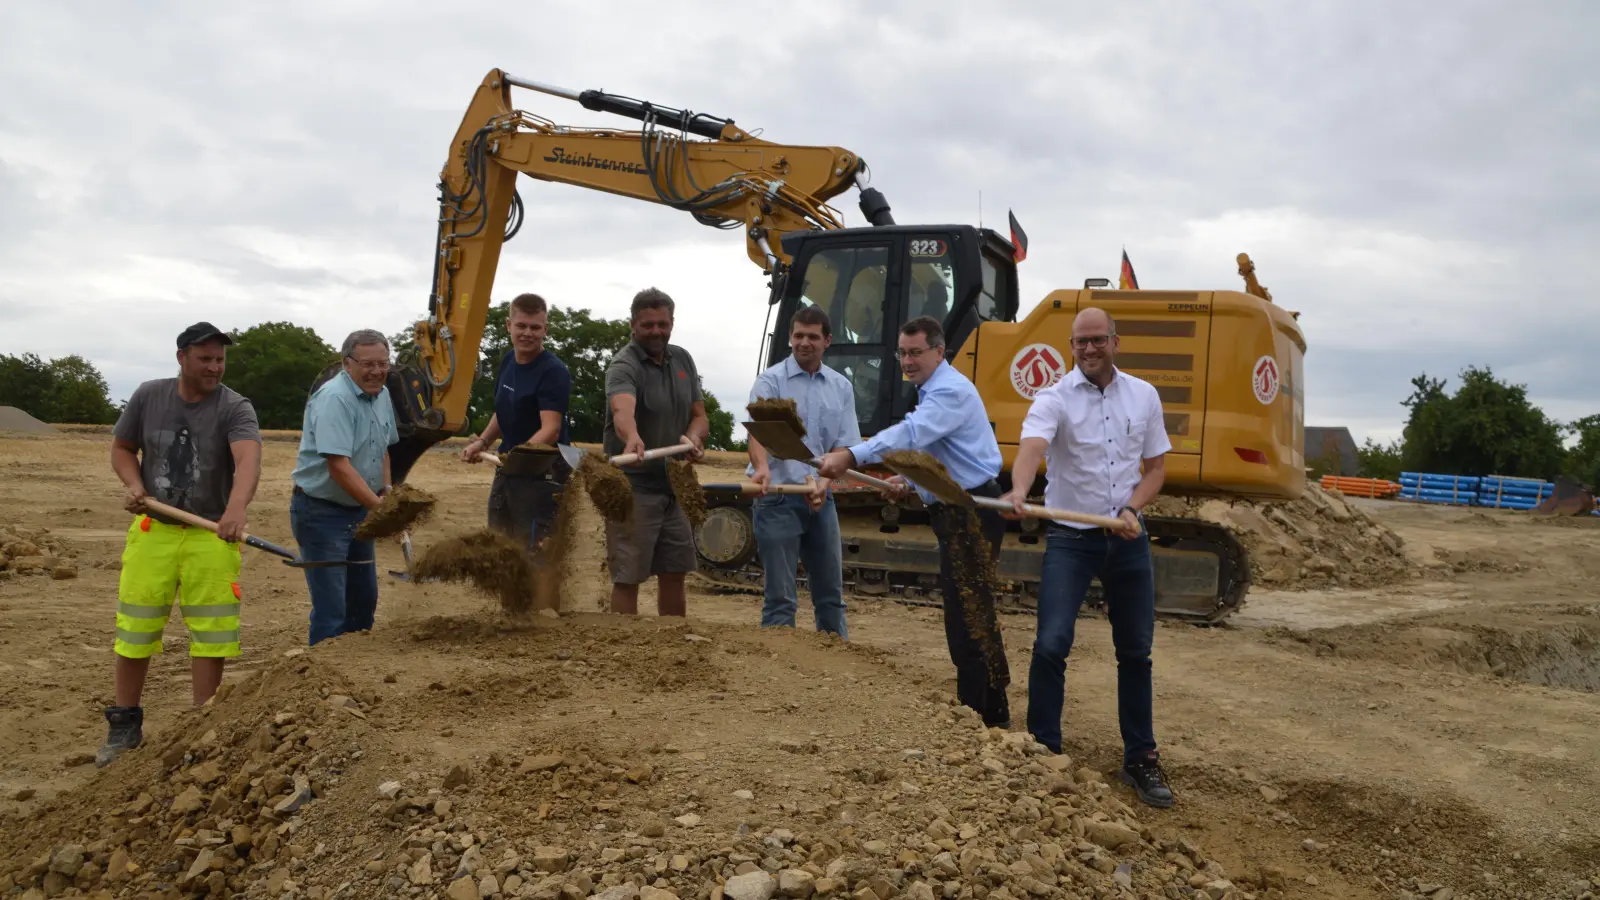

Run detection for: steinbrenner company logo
[[1009, 343, 1066, 398]]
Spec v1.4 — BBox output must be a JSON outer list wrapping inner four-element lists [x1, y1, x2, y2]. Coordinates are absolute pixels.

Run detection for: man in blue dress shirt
[[817, 316, 1011, 726], [747, 306, 860, 637], [290, 329, 399, 646]]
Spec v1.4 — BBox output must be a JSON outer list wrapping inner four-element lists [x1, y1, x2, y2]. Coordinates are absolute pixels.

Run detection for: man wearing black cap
[[97, 322, 262, 767]]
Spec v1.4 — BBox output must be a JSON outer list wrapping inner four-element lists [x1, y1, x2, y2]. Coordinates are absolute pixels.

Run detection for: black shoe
[[1118, 754, 1174, 808], [96, 706, 143, 768]]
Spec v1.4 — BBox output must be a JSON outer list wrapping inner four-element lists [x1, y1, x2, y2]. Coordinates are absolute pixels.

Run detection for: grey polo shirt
[[603, 340, 703, 493]]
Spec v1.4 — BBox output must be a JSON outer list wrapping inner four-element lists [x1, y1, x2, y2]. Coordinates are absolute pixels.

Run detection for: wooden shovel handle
[[139, 499, 300, 559], [478, 451, 502, 466], [610, 442, 696, 467], [969, 496, 1126, 529], [702, 482, 816, 496]]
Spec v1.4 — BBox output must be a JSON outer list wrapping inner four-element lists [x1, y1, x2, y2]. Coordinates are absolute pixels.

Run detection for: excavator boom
[[386, 69, 890, 480]]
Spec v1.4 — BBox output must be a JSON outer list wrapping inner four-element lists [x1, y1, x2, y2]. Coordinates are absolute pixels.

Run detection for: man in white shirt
[[1000, 307, 1174, 808]]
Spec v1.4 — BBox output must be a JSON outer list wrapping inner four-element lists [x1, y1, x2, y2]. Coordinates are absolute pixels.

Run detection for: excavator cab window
[[791, 243, 893, 435]]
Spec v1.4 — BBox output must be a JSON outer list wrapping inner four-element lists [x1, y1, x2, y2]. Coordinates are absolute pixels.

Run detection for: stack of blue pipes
[[1397, 472, 1478, 505], [1476, 475, 1555, 510]]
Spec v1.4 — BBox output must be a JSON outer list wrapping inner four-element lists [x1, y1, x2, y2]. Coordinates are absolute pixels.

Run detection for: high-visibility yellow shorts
[[114, 515, 242, 659]]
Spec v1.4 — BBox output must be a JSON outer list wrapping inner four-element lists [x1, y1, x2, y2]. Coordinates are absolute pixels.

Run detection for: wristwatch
[[1118, 505, 1139, 518]]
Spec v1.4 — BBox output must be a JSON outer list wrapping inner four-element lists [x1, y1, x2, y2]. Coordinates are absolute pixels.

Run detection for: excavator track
[[693, 495, 1251, 624]]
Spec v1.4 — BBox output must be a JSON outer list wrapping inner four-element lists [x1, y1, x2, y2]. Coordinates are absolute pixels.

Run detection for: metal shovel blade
[[740, 419, 817, 462], [879, 451, 974, 507]]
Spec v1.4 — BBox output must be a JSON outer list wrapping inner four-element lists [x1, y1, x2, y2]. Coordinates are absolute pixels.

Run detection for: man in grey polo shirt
[[602, 287, 710, 617]]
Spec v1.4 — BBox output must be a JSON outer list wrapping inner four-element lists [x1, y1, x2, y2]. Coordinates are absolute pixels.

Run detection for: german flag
[[1008, 210, 1028, 263], [1119, 248, 1139, 290]]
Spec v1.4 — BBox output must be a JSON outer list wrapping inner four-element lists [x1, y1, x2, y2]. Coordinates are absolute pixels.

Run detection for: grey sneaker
[[95, 706, 143, 768], [1118, 754, 1174, 808]]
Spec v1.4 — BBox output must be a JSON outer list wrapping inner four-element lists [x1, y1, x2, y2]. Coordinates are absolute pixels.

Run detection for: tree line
[[1314, 365, 1599, 486], [0, 303, 742, 450]]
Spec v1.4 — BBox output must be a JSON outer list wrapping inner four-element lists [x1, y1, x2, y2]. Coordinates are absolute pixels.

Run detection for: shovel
[[140, 499, 377, 569], [739, 418, 902, 493], [877, 451, 1127, 530]]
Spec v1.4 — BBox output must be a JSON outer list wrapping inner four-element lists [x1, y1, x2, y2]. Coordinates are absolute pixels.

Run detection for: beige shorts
[[605, 490, 698, 584]]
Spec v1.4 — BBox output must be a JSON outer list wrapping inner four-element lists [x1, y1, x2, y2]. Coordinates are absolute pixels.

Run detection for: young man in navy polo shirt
[[462, 293, 573, 551]]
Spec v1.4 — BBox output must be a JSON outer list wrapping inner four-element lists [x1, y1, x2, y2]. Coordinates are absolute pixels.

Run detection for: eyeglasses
[[1071, 335, 1113, 349], [894, 345, 942, 361], [346, 356, 390, 372]]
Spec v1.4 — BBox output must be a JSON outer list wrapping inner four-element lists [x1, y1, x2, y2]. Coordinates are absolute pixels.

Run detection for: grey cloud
[[1, 1, 1595, 442]]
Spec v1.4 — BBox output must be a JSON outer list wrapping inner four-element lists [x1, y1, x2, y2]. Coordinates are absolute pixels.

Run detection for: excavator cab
[[764, 224, 1020, 436]]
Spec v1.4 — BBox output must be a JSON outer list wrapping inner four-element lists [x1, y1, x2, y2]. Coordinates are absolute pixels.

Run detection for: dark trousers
[[1026, 522, 1157, 764], [289, 490, 378, 646], [488, 455, 572, 551], [928, 481, 1011, 726]]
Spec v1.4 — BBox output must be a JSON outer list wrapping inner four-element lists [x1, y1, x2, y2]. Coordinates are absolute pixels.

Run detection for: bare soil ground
[[1, 433, 1597, 900]]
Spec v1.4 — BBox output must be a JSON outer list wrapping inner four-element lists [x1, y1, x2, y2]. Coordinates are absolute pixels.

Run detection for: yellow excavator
[[386, 69, 1307, 622]]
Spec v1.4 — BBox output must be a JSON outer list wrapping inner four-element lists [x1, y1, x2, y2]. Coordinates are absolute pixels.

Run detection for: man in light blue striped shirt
[[747, 306, 860, 637], [817, 316, 1011, 727]]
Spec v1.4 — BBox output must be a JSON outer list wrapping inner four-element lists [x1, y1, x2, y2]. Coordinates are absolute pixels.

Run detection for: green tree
[[223, 322, 339, 429], [543, 306, 630, 442], [1355, 437, 1404, 482], [395, 303, 634, 440], [1563, 414, 1600, 487], [1399, 365, 1565, 479], [702, 386, 739, 451], [0, 352, 118, 424], [45, 355, 119, 423]]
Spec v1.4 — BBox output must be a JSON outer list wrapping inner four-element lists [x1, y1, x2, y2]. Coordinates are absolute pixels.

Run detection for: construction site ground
[[1, 430, 1597, 900]]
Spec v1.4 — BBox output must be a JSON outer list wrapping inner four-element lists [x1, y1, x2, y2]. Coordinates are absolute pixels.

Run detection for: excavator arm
[[389, 69, 894, 480]]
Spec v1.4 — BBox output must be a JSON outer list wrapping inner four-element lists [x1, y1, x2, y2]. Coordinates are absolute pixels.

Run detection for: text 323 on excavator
[[382, 69, 1307, 623]]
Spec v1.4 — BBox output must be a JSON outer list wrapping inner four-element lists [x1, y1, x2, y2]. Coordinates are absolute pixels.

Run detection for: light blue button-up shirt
[[747, 355, 862, 485], [849, 361, 1002, 505], [292, 370, 399, 507]]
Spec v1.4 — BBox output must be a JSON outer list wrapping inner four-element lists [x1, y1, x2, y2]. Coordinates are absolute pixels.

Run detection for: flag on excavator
[[1009, 210, 1028, 263], [1119, 248, 1139, 290]]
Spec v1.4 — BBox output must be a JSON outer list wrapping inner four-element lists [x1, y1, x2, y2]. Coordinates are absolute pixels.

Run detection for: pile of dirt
[[0, 524, 79, 580], [0, 406, 56, 434], [1149, 483, 1417, 590], [355, 484, 437, 541], [412, 530, 532, 614], [0, 629, 1275, 900]]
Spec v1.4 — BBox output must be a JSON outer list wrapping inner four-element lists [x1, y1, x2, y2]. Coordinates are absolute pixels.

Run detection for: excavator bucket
[[1532, 477, 1596, 517]]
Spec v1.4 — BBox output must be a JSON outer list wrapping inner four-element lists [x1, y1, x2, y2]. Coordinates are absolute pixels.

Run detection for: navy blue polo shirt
[[494, 348, 572, 451]]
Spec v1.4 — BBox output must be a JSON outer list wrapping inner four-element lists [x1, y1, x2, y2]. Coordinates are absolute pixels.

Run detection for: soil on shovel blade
[[577, 454, 634, 523], [746, 396, 807, 436], [354, 483, 436, 540], [667, 458, 706, 529]]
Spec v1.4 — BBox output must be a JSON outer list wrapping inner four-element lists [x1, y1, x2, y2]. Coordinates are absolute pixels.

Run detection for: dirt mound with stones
[[0, 524, 80, 580], [1149, 483, 1416, 590], [1, 618, 1293, 900]]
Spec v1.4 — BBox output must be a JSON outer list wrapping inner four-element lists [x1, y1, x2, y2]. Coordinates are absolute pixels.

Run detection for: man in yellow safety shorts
[[98, 322, 263, 767]]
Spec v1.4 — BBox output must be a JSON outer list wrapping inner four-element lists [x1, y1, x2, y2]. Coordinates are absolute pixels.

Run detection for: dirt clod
[[578, 455, 633, 523], [667, 459, 706, 529], [412, 529, 531, 613], [746, 397, 806, 436], [355, 483, 436, 540]]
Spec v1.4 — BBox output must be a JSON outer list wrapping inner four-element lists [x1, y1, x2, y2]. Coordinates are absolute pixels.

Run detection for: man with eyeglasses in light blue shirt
[[817, 315, 1011, 727], [291, 329, 399, 646], [747, 305, 860, 637]]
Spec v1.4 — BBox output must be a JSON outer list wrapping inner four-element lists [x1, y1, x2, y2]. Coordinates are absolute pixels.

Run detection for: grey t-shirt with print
[[112, 378, 262, 523]]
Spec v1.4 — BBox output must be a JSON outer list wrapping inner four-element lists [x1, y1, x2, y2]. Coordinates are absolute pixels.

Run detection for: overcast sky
[[2, 1, 1594, 445]]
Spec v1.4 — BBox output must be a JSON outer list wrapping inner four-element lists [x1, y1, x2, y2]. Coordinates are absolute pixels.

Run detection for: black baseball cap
[[176, 322, 234, 349]]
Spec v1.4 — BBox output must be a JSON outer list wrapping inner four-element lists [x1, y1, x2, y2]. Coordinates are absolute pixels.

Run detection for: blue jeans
[[289, 490, 379, 646], [751, 494, 847, 637], [1027, 523, 1157, 764]]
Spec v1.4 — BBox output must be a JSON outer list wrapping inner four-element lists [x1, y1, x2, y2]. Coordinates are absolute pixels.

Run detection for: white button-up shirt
[[1019, 366, 1171, 528]]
